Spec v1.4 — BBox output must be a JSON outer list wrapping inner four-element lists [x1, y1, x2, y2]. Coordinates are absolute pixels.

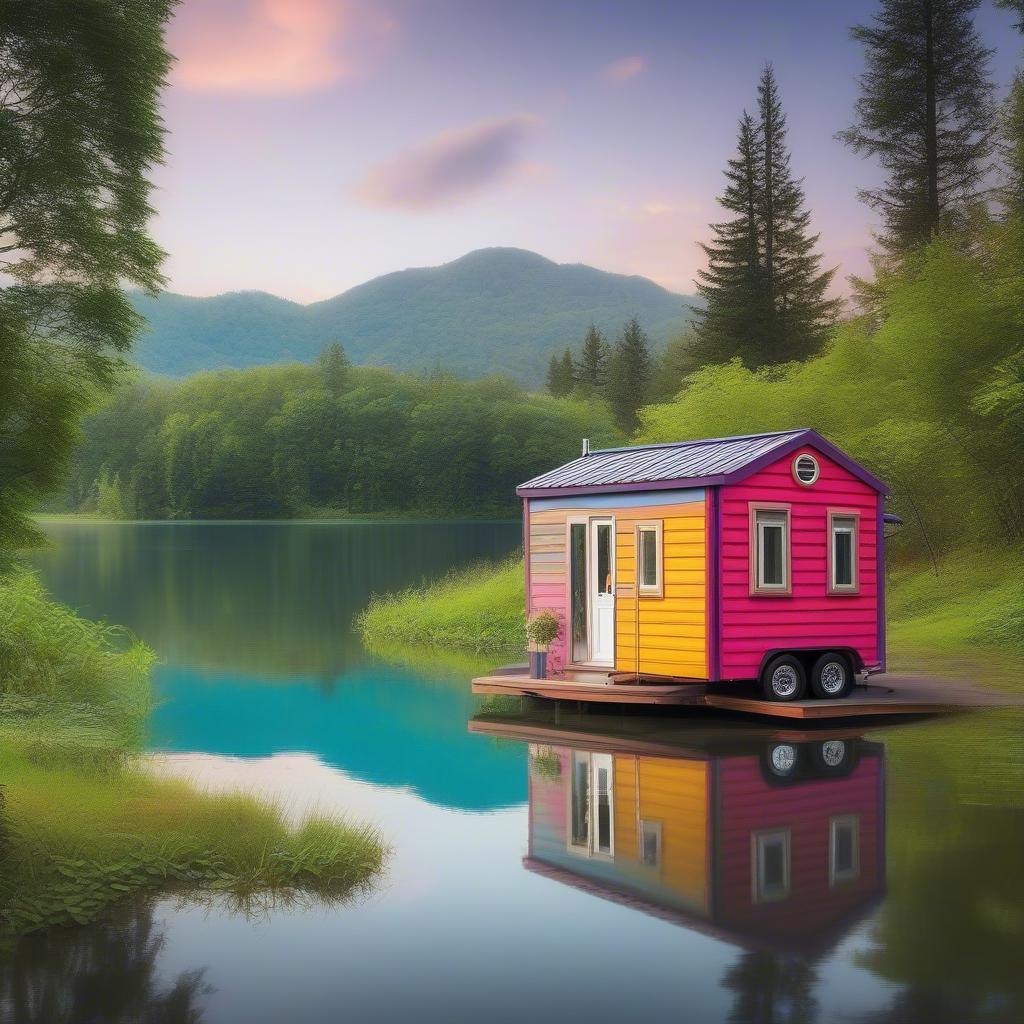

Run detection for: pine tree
[[575, 325, 610, 396], [757, 65, 840, 362], [997, 3, 1024, 212], [318, 342, 350, 396], [546, 348, 575, 396], [606, 318, 652, 434], [691, 111, 766, 367], [693, 70, 837, 368], [838, 0, 997, 255]]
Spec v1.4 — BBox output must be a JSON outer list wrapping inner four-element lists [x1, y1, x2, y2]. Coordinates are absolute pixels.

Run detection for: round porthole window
[[793, 453, 820, 486]]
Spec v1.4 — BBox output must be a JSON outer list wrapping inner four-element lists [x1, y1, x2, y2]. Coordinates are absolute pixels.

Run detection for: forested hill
[[130, 248, 693, 385]]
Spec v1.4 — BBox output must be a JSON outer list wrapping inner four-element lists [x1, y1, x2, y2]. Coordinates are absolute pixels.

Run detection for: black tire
[[760, 654, 807, 702], [810, 652, 854, 700], [761, 742, 803, 782], [809, 738, 859, 777]]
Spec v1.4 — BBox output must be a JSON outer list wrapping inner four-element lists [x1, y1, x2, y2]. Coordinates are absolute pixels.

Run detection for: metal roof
[[517, 429, 890, 496]]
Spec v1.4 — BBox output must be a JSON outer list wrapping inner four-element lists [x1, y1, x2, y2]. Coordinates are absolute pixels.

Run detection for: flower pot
[[529, 650, 548, 680]]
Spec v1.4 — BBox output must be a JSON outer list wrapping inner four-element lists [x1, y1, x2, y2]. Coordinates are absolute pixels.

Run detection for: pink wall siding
[[715, 752, 883, 940], [718, 445, 880, 680]]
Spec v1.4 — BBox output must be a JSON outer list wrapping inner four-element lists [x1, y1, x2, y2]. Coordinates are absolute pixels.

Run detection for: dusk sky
[[157, 0, 1020, 302]]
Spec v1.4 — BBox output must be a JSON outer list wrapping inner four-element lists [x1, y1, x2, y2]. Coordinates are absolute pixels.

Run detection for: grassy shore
[[0, 569, 386, 937], [356, 555, 525, 656], [355, 547, 1024, 679]]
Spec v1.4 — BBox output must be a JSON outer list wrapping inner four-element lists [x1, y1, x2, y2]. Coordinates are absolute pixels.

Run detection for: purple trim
[[517, 429, 891, 498], [523, 497, 531, 616], [708, 487, 721, 681], [877, 496, 886, 673]]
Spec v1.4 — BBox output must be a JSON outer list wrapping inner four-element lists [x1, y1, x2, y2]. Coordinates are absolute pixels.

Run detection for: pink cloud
[[355, 115, 542, 211], [602, 55, 648, 84], [170, 0, 395, 95]]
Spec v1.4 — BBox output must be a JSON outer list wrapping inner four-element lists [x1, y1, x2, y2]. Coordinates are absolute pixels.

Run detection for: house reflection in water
[[476, 716, 885, 953]]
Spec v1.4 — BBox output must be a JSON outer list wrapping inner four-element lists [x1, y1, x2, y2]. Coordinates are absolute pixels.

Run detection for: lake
[[7, 521, 1023, 1024]]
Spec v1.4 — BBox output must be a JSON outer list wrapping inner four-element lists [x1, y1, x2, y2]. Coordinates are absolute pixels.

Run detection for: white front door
[[588, 518, 615, 666]]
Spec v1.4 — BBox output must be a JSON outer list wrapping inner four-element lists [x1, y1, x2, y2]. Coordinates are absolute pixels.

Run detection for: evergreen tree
[[693, 69, 837, 368], [606, 318, 652, 434], [575, 325, 610, 396], [546, 348, 575, 396], [997, 3, 1024, 212], [691, 111, 766, 367], [757, 65, 840, 361], [318, 342, 350, 396], [838, 0, 997, 255]]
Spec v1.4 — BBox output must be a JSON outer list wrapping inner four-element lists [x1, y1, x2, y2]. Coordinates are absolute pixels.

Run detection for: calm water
[[8, 521, 1024, 1024]]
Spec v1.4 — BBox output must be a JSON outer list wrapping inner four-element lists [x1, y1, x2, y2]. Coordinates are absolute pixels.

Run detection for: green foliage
[[0, 0, 173, 549], [838, 0, 997, 254], [575, 325, 611, 396], [0, 567, 386, 937], [607, 317, 653, 433], [317, 341, 350, 396], [694, 68, 837, 368], [643, 222, 1024, 558], [546, 348, 576, 397], [650, 332, 700, 402], [130, 248, 694, 385], [530, 746, 562, 781], [357, 556, 526, 655], [526, 609, 560, 650], [61, 365, 622, 519]]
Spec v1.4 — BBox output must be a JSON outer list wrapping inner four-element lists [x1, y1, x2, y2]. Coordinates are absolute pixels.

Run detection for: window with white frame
[[636, 521, 663, 597], [829, 815, 860, 885], [640, 820, 662, 867], [752, 507, 790, 594], [752, 828, 791, 902], [829, 513, 859, 593]]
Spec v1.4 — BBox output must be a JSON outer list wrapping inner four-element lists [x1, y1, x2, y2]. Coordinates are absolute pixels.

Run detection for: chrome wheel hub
[[770, 744, 797, 775], [821, 739, 847, 767], [771, 665, 798, 697], [820, 661, 846, 694]]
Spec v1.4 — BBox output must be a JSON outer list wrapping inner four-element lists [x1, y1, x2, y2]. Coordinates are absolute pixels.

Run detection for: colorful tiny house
[[488, 722, 887, 952], [517, 429, 891, 701]]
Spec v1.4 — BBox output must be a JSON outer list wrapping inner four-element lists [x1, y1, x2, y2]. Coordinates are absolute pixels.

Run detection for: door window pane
[[830, 815, 860, 884], [594, 763, 612, 854], [570, 523, 587, 661], [596, 524, 612, 594]]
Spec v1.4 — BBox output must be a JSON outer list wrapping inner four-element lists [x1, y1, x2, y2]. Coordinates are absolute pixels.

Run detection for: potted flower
[[526, 609, 559, 679]]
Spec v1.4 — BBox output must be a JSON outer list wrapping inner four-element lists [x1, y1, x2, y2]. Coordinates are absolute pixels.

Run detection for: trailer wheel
[[761, 742, 802, 780], [810, 739, 859, 777], [810, 652, 853, 699], [761, 654, 807, 702]]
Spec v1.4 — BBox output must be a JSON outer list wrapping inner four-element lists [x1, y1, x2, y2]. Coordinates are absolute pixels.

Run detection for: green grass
[[0, 568, 387, 937], [356, 555, 526, 656]]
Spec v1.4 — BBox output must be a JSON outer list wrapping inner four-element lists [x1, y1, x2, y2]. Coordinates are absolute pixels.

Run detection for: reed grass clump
[[356, 555, 526, 655], [0, 568, 387, 937]]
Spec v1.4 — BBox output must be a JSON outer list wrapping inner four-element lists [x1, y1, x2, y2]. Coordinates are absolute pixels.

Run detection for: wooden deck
[[472, 666, 1023, 719]]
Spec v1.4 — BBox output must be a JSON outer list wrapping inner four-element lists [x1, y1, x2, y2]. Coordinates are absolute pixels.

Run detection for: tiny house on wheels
[[516, 429, 891, 702]]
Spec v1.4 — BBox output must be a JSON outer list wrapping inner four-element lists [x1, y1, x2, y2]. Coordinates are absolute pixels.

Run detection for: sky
[[155, 0, 1021, 302]]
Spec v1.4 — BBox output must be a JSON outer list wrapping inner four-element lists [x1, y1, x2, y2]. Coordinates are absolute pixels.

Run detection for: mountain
[[131, 247, 695, 385]]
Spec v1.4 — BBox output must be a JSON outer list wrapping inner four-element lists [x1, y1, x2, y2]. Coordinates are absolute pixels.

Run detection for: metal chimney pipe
[[582, 438, 590, 457]]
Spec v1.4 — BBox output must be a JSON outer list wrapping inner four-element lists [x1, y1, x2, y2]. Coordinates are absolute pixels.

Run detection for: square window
[[751, 507, 791, 594], [830, 815, 860, 885], [636, 522, 663, 597], [752, 828, 791, 902], [829, 513, 859, 593], [640, 820, 662, 867]]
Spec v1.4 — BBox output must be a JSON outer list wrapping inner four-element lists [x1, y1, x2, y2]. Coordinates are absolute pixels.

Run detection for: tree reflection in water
[[722, 950, 818, 1024], [0, 901, 211, 1024]]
